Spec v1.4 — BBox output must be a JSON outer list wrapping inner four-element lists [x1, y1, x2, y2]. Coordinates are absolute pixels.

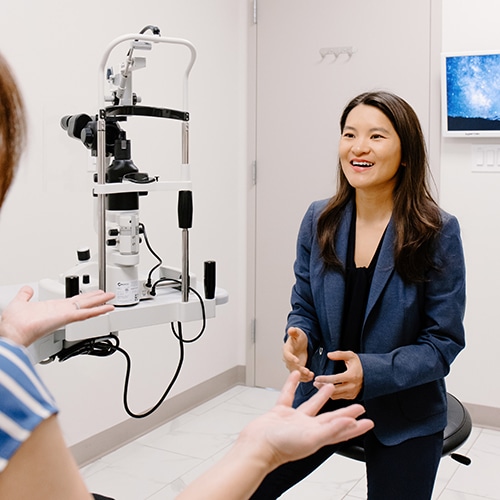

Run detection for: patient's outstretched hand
[[177, 370, 374, 500], [0, 285, 115, 347], [236, 370, 374, 470]]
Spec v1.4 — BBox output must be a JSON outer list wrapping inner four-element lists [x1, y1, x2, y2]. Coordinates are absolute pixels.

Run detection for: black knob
[[77, 247, 91, 262], [81, 125, 95, 149], [65, 275, 80, 298], [178, 191, 193, 229], [204, 261, 216, 300]]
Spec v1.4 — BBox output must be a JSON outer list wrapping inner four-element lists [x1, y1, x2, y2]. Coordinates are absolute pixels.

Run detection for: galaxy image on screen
[[446, 53, 500, 133]]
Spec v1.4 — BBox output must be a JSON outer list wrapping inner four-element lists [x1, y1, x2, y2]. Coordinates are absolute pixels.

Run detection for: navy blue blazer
[[288, 199, 466, 446]]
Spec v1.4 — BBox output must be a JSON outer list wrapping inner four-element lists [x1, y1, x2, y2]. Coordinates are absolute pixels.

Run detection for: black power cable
[[115, 323, 186, 419], [151, 277, 207, 343], [57, 220, 208, 418], [57, 284, 206, 419], [139, 222, 162, 287]]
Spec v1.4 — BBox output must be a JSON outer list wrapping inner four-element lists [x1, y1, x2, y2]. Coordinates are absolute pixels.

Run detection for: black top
[[339, 209, 387, 357]]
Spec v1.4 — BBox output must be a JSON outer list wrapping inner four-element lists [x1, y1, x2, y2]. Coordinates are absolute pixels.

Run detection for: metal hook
[[319, 46, 356, 62]]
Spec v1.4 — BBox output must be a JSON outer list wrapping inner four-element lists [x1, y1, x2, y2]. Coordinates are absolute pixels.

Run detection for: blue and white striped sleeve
[[0, 338, 58, 473]]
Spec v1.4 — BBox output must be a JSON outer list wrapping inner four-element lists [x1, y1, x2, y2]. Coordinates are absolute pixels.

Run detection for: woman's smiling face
[[339, 103, 402, 195]]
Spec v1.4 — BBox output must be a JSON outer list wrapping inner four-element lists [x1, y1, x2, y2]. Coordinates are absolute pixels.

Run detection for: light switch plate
[[472, 145, 500, 172]]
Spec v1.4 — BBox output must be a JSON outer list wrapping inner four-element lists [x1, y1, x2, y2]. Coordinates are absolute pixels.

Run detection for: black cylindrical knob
[[204, 261, 216, 300], [77, 247, 91, 262], [65, 275, 80, 298], [178, 190, 193, 229]]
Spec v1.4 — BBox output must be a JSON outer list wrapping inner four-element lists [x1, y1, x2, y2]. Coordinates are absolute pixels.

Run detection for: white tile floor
[[81, 385, 500, 499]]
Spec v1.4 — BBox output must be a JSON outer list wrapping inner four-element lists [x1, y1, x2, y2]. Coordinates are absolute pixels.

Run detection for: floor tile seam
[[161, 442, 236, 495], [439, 486, 500, 500], [136, 435, 239, 461], [94, 438, 216, 468], [85, 460, 173, 486], [185, 386, 251, 417], [456, 426, 483, 456], [344, 474, 367, 499], [435, 462, 460, 499]]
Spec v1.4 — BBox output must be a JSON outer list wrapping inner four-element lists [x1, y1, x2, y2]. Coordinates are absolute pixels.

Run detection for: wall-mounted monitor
[[442, 51, 500, 138]]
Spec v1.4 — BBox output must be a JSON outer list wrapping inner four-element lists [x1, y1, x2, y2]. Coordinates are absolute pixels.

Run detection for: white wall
[[0, 1, 249, 446], [440, 0, 500, 412]]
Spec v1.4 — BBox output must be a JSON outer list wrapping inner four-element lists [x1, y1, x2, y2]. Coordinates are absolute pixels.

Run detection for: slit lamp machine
[[29, 27, 228, 368]]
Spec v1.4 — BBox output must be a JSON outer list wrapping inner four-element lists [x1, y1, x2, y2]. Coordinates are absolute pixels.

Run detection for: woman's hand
[[0, 285, 115, 347], [283, 327, 314, 382], [314, 350, 364, 400]]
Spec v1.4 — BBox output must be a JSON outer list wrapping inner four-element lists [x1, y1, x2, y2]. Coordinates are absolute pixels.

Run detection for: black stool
[[337, 393, 472, 465]]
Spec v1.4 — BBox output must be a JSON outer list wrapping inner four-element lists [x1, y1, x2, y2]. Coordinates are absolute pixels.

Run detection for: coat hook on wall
[[319, 46, 356, 62]]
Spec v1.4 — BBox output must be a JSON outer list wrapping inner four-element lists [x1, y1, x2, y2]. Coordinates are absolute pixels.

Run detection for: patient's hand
[[0, 286, 115, 347]]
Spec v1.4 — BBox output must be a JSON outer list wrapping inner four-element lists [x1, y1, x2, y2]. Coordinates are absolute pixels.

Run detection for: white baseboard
[[71, 365, 246, 467], [464, 402, 500, 431]]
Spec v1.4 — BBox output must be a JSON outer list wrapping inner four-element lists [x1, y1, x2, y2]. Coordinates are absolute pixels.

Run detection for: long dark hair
[[317, 91, 441, 283], [0, 52, 26, 207]]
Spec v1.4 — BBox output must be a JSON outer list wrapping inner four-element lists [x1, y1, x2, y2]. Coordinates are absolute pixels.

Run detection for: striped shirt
[[0, 338, 58, 472]]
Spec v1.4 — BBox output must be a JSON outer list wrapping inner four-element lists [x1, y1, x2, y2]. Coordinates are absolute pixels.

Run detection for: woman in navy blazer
[[251, 92, 466, 499]]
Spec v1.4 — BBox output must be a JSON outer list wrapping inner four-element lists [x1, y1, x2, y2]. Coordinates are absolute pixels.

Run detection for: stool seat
[[337, 393, 472, 465]]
